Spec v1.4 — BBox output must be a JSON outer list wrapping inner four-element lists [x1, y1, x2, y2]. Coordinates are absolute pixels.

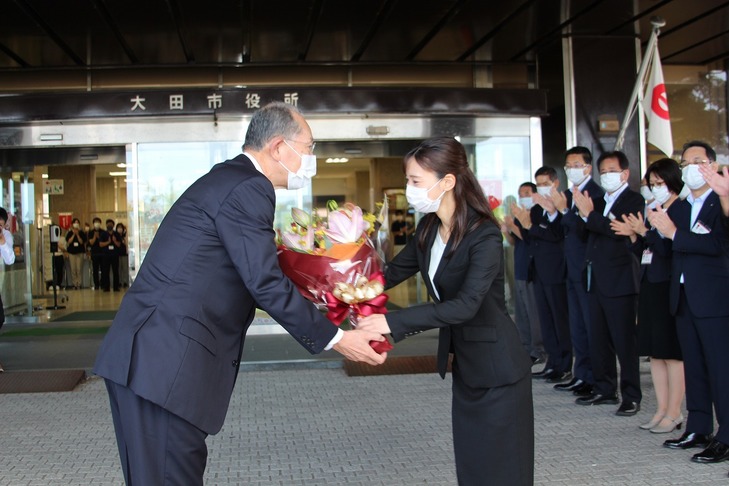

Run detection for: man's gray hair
[[243, 102, 303, 151]]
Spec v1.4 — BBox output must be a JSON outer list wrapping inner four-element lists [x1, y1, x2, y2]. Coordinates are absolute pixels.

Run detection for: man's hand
[[624, 212, 647, 236], [511, 203, 532, 229], [333, 329, 387, 365], [551, 189, 568, 213], [610, 214, 641, 242], [699, 164, 729, 217], [699, 164, 729, 196], [573, 189, 594, 219], [533, 191, 556, 214]]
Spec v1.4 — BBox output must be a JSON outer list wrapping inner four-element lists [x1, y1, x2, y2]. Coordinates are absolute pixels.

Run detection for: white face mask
[[72, 223, 80, 229], [536, 186, 552, 197], [519, 197, 534, 209], [93, 222, 101, 230], [681, 165, 707, 191], [279, 140, 317, 190], [600, 172, 624, 193], [406, 179, 445, 214], [640, 186, 654, 201], [566, 167, 589, 186], [651, 184, 671, 205]]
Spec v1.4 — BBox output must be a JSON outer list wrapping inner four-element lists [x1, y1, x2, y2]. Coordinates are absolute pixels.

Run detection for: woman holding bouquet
[[358, 137, 534, 485]]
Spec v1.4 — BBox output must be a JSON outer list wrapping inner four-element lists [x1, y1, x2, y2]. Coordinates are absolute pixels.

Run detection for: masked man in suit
[[548, 147, 605, 397], [94, 102, 387, 485], [513, 167, 572, 384], [573, 151, 643, 417], [651, 141, 729, 466]]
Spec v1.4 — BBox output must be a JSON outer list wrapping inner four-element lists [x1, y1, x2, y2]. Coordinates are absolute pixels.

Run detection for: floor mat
[[52, 311, 117, 322], [0, 369, 87, 394], [343, 355, 450, 377]]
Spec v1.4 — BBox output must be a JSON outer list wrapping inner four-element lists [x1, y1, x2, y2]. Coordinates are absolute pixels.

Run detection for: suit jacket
[[668, 190, 729, 317], [562, 178, 605, 282], [384, 212, 531, 389], [94, 154, 338, 435], [583, 186, 644, 297], [632, 226, 673, 284], [520, 205, 566, 285]]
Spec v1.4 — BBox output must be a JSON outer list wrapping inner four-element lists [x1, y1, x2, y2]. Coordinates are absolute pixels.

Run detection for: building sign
[[43, 179, 64, 195], [0, 88, 547, 124]]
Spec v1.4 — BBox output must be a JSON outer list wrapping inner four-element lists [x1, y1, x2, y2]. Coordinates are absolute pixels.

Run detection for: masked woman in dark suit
[[358, 137, 534, 485]]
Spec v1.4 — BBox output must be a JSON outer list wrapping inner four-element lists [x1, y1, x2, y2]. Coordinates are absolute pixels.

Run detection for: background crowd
[[501, 140, 729, 471], [50, 217, 129, 292]]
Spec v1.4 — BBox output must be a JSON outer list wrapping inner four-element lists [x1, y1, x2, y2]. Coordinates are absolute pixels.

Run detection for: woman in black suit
[[358, 137, 534, 485], [611, 158, 685, 434]]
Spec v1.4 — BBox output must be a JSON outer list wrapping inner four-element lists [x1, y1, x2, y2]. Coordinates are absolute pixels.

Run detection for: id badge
[[109, 245, 115, 250], [73, 242, 79, 247], [641, 250, 653, 265], [691, 220, 711, 235]]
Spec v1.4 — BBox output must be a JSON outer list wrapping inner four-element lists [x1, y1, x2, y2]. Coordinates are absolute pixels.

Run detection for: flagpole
[[614, 17, 665, 151]]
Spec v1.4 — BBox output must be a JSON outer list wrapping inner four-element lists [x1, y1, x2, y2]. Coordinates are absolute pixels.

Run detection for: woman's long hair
[[404, 137, 498, 257]]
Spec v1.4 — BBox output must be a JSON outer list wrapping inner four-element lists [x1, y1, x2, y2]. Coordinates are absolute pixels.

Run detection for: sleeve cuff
[[324, 328, 344, 350]]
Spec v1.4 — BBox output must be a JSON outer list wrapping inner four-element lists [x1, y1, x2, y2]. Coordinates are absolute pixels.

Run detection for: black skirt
[[637, 280, 682, 360]]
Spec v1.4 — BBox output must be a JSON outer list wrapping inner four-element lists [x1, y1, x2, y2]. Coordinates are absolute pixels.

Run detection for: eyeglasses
[[286, 139, 316, 153], [679, 157, 710, 169]]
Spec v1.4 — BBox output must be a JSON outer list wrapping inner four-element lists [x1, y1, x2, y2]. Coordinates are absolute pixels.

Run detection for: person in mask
[[547, 146, 605, 397], [357, 137, 534, 486], [100, 219, 121, 292], [502, 182, 545, 365], [572, 150, 644, 417], [87, 217, 104, 290], [610, 158, 685, 434], [93, 101, 387, 485], [648, 141, 729, 466], [65, 217, 87, 290], [512, 167, 572, 385]]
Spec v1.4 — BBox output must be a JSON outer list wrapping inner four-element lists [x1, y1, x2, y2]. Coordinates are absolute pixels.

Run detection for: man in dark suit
[[513, 167, 572, 383], [93, 102, 387, 485], [548, 147, 604, 397], [649, 141, 729, 465], [573, 151, 643, 416]]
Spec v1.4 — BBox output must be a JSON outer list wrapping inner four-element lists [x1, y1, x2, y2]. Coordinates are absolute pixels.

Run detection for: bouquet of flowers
[[277, 200, 393, 354]]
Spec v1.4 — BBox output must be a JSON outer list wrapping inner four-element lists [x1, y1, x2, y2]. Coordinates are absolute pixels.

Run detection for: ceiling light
[[42, 174, 48, 179], [39, 134, 63, 141], [344, 148, 362, 155], [79, 153, 98, 160], [325, 157, 349, 164], [109, 171, 127, 176], [116, 163, 127, 168]]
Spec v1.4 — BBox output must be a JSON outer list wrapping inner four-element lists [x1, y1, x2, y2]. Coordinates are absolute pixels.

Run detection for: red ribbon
[[325, 272, 388, 326]]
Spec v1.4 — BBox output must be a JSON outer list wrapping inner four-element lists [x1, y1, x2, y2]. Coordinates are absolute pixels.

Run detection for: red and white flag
[[643, 45, 673, 157]]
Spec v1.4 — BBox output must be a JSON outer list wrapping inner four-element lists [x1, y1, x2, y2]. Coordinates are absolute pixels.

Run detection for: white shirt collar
[[687, 187, 712, 205], [604, 182, 629, 203], [243, 151, 264, 174]]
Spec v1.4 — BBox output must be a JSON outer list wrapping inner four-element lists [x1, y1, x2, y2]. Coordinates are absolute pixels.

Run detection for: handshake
[[331, 314, 392, 366]]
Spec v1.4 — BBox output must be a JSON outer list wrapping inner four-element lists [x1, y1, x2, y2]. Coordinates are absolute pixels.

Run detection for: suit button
[[232, 360, 238, 367]]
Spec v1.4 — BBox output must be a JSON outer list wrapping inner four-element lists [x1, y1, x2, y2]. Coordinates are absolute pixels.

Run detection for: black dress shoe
[[575, 393, 619, 406], [663, 432, 713, 450], [615, 401, 640, 416], [692, 440, 729, 463], [572, 383, 594, 396], [546, 371, 573, 383], [554, 377, 581, 391], [532, 367, 553, 379]]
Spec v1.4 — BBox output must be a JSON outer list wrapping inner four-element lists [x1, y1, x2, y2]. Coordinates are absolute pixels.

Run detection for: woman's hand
[[356, 314, 391, 334]]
